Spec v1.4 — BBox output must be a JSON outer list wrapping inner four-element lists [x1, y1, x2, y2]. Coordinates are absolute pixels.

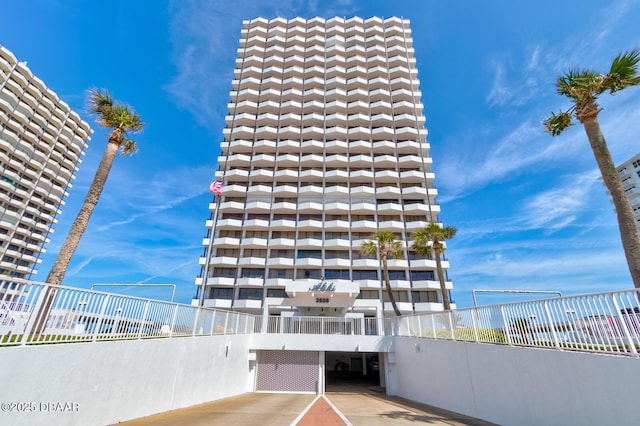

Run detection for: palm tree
[[543, 48, 640, 288], [361, 231, 403, 316], [46, 88, 143, 285], [411, 223, 457, 311]]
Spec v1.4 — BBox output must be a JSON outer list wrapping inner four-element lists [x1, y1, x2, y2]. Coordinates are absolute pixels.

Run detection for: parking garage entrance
[[325, 351, 381, 391]]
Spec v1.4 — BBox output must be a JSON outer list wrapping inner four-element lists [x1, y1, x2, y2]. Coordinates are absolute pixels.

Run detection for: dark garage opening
[[325, 351, 381, 391]]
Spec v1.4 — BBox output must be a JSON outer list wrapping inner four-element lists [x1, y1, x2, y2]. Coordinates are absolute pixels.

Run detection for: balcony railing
[[0, 278, 256, 346], [389, 289, 640, 358]]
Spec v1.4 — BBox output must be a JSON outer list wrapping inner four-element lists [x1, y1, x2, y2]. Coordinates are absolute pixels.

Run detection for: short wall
[[0, 335, 253, 426], [391, 338, 640, 426]]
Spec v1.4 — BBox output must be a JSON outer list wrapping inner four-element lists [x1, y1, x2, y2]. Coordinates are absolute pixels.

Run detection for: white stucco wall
[[391, 338, 640, 426], [0, 335, 253, 426]]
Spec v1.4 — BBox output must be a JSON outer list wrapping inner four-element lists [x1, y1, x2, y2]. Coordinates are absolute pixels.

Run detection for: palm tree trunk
[[382, 256, 402, 316], [582, 118, 640, 288], [46, 138, 120, 285], [434, 248, 451, 311], [31, 138, 120, 337]]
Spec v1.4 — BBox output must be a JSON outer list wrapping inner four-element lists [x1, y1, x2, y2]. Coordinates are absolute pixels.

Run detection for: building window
[[268, 269, 293, 279], [216, 248, 239, 257], [325, 269, 349, 279], [387, 270, 406, 280], [296, 269, 322, 279], [325, 250, 349, 259], [238, 288, 263, 300], [209, 287, 234, 299], [382, 290, 409, 302], [410, 270, 435, 281], [297, 250, 321, 259], [270, 249, 294, 258], [211, 267, 237, 278], [266, 288, 287, 298], [358, 290, 379, 299], [241, 268, 265, 278], [353, 270, 378, 280], [412, 291, 439, 303]]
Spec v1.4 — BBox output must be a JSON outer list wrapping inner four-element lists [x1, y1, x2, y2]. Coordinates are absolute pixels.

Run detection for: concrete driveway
[[120, 387, 494, 426]]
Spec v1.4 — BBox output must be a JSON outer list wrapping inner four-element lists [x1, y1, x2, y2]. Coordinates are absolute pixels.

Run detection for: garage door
[[256, 350, 319, 393]]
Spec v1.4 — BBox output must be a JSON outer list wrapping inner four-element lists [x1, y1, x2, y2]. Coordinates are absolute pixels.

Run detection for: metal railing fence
[[0, 278, 255, 346], [258, 315, 380, 335], [388, 289, 640, 357]]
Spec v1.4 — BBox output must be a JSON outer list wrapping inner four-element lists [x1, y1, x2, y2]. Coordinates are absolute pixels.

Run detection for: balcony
[[296, 257, 323, 267], [298, 185, 323, 196], [324, 238, 351, 249], [349, 170, 374, 181], [296, 238, 323, 248], [212, 237, 241, 247], [271, 202, 297, 213], [375, 170, 400, 181], [238, 257, 266, 267], [247, 184, 272, 196], [233, 299, 263, 310], [298, 201, 323, 212], [411, 280, 443, 290], [243, 218, 269, 230], [349, 154, 373, 167], [378, 220, 404, 231], [208, 256, 238, 267], [325, 169, 349, 180], [223, 184, 248, 196], [324, 201, 349, 213], [325, 154, 348, 167], [325, 140, 348, 153], [371, 140, 395, 154], [350, 186, 375, 197], [376, 202, 402, 213], [349, 140, 372, 153], [273, 184, 298, 196], [325, 185, 349, 197], [244, 200, 271, 211], [268, 237, 295, 247], [299, 168, 323, 181], [401, 185, 429, 196], [374, 154, 398, 167], [267, 257, 294, 267], [352, 259, 379, 268], [241, 237, 268, 248], [351, 220, 376, 231], [276, 154, 299, 167], [203, 299, 233, 309], [217, 201, 244, 214]]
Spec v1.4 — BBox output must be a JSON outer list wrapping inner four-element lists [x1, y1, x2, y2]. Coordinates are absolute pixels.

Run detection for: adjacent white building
[[617, 152, 640, 234], [195, 16, 453, 319], [0, 45, 92, 280]]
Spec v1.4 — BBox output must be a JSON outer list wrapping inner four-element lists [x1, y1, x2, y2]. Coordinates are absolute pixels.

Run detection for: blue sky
[[2, 0, 640, 308]]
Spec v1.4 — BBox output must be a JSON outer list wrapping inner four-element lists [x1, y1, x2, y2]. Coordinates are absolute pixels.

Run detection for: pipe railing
[[389, 289, 640, 357], [0, 278, 255, 346], [2, 276, 640, 358]]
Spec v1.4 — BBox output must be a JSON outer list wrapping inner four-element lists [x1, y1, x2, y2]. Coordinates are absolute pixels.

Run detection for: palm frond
[[543, 110, 573, 136], [120, 139, 138, 155], [360, 241, 378, 257], [88, 88, 114, 116], [556, 70, 605, 99], [607, 48, 640, 93], [411, 223, 457, 255]]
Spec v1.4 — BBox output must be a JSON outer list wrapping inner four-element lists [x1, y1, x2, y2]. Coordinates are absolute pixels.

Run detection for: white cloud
[[521, 170, 600, 231]]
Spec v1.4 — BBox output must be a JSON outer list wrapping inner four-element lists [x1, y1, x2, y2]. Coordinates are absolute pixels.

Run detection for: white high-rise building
[[195, 17, 453, 318], [617, 153, 640, 234], [0, 45, 92, 280]]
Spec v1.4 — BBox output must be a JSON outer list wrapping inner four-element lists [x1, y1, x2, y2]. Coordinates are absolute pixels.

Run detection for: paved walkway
[[121, 387, 494, 426]]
